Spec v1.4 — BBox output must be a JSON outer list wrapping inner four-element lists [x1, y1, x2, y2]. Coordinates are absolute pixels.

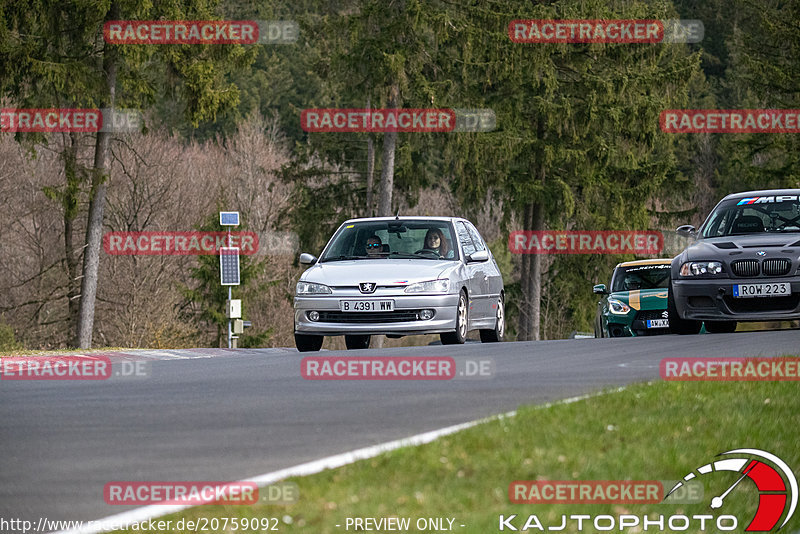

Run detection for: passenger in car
[[424, 228, 453, 258]]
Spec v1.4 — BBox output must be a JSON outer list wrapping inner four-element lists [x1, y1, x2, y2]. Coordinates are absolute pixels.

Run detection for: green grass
[[117, 379, 799, 533], [0, 347, 129, 358]]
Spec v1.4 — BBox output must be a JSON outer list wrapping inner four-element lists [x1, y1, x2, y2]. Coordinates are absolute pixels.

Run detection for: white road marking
[[51, 385, 633, 534]]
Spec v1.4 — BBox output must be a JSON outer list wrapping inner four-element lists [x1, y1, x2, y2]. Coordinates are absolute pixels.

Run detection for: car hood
[[609, 288, 668, 311], [300, 259, 460, 286], [685, 234, 800, 260]]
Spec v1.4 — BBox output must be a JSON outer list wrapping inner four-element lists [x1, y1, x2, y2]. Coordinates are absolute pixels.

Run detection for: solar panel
[[219, 211, 240, 226], [220, 247, 240, 285]]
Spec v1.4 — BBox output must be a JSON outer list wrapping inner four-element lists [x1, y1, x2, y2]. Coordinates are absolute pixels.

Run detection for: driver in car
[[365, 235, 383, 256]]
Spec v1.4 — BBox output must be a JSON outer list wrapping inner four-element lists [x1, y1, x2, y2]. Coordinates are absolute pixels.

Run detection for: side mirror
[[299, 253, 317, 265], [593, 284, 608, 295], [467, 250, 489, 262], [676, 225, 697, 238]]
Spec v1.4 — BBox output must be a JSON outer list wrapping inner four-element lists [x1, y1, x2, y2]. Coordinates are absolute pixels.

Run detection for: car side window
[[466, 223, 486, 252], [457, 221, 476, 257], [705, 209, 730, 237]]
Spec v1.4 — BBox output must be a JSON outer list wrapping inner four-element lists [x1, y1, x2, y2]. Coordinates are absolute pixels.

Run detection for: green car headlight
[[608, 298, 631, 315]]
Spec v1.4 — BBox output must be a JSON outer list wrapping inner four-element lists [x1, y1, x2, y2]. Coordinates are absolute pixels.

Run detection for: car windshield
[[319, 220, 459, 262], [611, 265, 670, 292], [701, 196, 800, 237]]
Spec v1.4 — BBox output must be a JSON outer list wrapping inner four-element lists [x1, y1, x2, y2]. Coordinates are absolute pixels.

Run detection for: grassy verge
[[0, 347, 129, 358], [118, 379, 798, 533]]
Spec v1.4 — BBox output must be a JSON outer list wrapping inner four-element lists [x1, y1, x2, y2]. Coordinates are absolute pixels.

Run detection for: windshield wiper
[[319, 255, 368, 262], [389, 252, 439, 259]]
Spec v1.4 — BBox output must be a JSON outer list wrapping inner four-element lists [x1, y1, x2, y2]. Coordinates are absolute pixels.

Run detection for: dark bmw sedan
[[669, 189, 800, 334]]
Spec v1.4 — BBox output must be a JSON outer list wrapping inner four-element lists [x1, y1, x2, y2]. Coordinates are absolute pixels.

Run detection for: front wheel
[[441, 291, 468, 345], [345, 334, 371, 349], [480, 295, 505, 343], [295, 333, 323, 352], [594, 315, 604, 338], [705, 321, 737, 333], [667, 281, 702, 335]]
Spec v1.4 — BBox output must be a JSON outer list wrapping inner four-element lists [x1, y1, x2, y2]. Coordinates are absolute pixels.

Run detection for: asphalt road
[[1, 330, 798, 526]]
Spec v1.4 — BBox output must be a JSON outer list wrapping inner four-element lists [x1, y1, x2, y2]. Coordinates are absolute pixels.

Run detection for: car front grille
[[730, 258, 793, 277], [731, 260, 759, 277], [634, 310, 669, 321], [316, 310, 423, 323], [724, 295, 800, 313], [762, 258, 791, 276]]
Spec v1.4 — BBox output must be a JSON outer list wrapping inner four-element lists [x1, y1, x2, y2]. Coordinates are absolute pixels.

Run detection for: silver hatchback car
[[293, 217, 505, 351]]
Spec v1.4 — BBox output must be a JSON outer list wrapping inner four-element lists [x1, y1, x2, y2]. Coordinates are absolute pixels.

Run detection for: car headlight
[[296, 281, 332, 295], [404, 279, 449, 293], [680, 261, 724, 277], [607, 298, 631, 315]]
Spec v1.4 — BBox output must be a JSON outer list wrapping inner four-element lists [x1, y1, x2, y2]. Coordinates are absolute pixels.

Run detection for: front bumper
[[294, 293, 459, 335], [606, 312, 671, 337], [673, 277, 800, 321]]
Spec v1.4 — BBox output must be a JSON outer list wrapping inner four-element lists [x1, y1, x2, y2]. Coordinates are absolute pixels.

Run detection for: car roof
[[340, 216, 465, 224], [720, 189, 800, 201], [616, 258, 672, 268]]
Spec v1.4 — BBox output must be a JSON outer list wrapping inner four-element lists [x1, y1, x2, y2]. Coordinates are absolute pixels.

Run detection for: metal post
[[227, 227, 232, 349], [227, 285, 232, 348]]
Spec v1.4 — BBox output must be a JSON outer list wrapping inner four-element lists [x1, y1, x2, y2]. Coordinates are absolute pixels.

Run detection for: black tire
[[480, 294, 505, 343], [667, 281, 702, 335], [705, 321, 737, 334], [441, 291, 468, 345], [594, 316, 604, 338], [295, 333, 323, 352], [344, 334, 372, 349], [608, 325, 628, 337]]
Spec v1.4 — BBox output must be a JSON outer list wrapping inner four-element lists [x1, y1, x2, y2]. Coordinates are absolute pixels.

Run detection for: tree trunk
[[63, 132, 81, 340], [517, 202, 545, 341], [529, 202, 545, 340], [75, 3, 117, 348], [366, 98, 375, 216], [517, 117, 547, 342], [517, 203, 533, 341], [377, 84, 398, 217]]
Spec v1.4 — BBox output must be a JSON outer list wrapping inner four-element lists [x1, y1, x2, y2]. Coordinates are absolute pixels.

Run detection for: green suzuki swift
[[593, 259, 681, 337]]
